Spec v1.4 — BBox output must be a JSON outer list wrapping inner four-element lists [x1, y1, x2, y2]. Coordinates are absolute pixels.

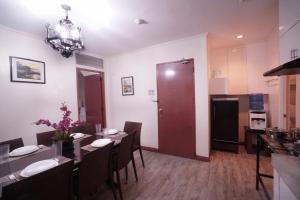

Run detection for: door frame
[[76, 67, 107, 127], [156, 58, 196, 158]]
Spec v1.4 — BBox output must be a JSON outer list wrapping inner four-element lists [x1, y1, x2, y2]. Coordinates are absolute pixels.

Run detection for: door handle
[[159, 108, 163, 113]]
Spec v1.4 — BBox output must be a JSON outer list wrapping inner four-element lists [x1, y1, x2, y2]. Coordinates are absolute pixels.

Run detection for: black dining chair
[[71, 123, 95, 135], [0, 138, 24, 151], [75, 142, 116, 200], [36, 130, 56, 146], [113, 133, 138, 200], [2, 159, 74, 200], [123, 121, 144, 168]]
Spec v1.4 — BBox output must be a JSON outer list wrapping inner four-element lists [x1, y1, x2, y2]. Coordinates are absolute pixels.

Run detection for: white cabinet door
[[279, 178, 298, 200], [274, 169, 298, 200], [280, 22, 300, 64], [227, 47, 247, 94], [274, 170, 280, 200], [279, 0, 300, 36]]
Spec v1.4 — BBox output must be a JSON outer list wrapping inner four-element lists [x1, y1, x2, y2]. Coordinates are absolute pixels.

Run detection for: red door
[[84, 74, 105, 129], [157, 59, 196, 158]]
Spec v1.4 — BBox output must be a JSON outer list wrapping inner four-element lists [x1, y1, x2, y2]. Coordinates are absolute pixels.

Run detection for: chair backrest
[[116, 133, 135, 170], [71, 123, 95, 135], [78, 142, 114, 199], [123, 121, 142, 147], [2, 159, 74, 200], [0, 138, 24, 151], [36, 131, 56, 146]]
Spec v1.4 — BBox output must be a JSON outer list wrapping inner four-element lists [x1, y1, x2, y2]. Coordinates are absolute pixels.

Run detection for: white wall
[[266, 27, 280, 127], [0, 26, 79, 145], [105, 34, 210, 158]]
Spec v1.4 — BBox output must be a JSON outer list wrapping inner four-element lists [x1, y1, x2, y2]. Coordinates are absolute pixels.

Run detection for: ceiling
[[0, 0, 278, 56]]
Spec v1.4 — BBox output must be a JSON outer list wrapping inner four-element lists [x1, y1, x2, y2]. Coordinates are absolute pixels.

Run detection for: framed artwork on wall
[[10, 56, 46, 84], [121, 76, 134, 96]]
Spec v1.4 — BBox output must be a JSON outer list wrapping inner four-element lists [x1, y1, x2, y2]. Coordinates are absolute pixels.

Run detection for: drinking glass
[[52, 141, 63, 158], [95, 123, 102, 133], [0, 144, 9, 164]]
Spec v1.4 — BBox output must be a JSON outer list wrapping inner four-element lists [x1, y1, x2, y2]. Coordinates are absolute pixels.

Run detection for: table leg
[[256, 134, 261, 190]]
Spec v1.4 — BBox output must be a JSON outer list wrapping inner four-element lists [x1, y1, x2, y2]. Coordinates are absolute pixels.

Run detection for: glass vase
[[53, 140, 63, 157]]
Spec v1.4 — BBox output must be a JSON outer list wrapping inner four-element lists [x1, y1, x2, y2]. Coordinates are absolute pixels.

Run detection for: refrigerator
[[211, 98, 239, 153]]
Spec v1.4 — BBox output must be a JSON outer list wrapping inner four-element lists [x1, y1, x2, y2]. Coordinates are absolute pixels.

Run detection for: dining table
[[0, 131, 127, 198]]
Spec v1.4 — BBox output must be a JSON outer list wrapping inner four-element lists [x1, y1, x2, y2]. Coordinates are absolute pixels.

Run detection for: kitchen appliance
[[211, 98, 239, 153], [249, 94, 267, 130], [249, 112, 267, 130]]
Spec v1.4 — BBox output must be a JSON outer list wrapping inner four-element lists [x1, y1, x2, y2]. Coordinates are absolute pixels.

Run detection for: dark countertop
[[272, 153, 300, 199]]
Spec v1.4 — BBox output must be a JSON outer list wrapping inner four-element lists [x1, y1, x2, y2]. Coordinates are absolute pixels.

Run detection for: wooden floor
[[98, 146, 273, 200]]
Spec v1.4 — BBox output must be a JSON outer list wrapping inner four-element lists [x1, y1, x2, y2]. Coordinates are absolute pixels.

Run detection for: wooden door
[[157, 59, 195, 158], [84, 74, 105, 128], [286, 75, 296, 129]]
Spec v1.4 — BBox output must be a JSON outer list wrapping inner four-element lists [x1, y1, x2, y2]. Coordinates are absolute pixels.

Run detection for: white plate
[[104, 129, 119, 135], [91, 138, 112, 148], [70, 132, 85, 139], [20, 159, 59, 177], [9, 145, 39, 157]]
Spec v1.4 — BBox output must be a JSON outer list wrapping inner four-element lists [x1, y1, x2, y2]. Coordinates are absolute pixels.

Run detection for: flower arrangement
[[35, 103, 80, 141]]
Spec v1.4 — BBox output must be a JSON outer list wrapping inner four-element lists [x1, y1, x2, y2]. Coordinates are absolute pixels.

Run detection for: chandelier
[[46, 4, 83, 58]]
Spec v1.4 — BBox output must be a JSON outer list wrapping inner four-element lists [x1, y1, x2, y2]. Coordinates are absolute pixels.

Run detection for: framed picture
[[121, 76, 134, 96], [10, 56, 45, 84]]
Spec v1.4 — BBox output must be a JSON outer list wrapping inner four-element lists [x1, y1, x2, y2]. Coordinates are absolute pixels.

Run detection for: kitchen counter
[[272, 154, 300, 200]]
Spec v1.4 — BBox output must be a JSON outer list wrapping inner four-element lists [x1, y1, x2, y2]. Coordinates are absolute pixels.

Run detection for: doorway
[[76, 68, 106, 131], [156, 59, 196, 158], [286, 75, 296, 129]]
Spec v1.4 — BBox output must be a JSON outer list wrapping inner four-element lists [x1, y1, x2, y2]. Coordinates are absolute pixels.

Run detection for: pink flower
[[35, 103, 80, 135], [60, 103, 68, 112], [34, 119, 51, 126]]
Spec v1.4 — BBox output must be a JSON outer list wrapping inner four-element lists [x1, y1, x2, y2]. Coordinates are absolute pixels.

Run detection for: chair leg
[[139, 147, 145, 168], [132, 157, 138, 182], [125, 165, 128, 183], [110, 175, 118, 200], [116, 170, 123, 200]]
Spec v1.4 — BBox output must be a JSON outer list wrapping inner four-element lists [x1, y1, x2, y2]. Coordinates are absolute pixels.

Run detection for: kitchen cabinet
[[279, 0, 300, 36], [227, 47, 248, 94], [272, 154, 300, 200], [273, 169, 298, 200], [280, 22, 300, 64], [210, 47, 247, 95]]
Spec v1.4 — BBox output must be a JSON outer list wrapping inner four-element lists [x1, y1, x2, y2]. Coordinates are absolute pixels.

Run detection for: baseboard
[[141, 146, 159, 152], [141, 146, 210, 162], [195, 155, 211, 162]]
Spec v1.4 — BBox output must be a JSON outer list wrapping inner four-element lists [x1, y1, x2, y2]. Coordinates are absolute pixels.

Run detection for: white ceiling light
[[236, 34, 244, 39]]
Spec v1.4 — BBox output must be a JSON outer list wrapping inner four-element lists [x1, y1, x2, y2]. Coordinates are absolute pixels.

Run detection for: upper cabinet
[[210, 47, 248, 95], [280, 22, 300, 64], [279, 0, 300, 36], [227, 47, 248, 94]]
